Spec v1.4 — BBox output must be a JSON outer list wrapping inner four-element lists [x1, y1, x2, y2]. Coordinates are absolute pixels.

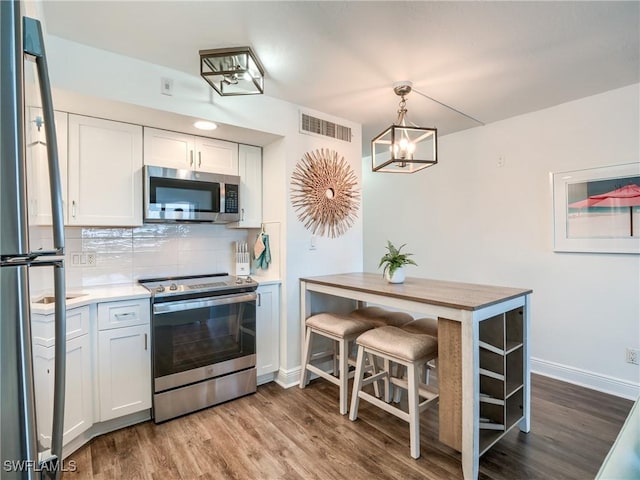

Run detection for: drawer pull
[[114, 312, 136, 319]]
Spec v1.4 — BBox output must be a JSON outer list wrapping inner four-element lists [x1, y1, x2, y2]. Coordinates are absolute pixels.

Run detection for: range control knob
[[235, 277, 243, 284], [245, 276, 253, 284], [156, 285, 165, 293], [169, 283, 178, 291]]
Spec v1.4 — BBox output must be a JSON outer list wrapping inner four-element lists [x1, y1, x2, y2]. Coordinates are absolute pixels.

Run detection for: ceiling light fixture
[[193, 120, 218, 131], [371, 81, 437, 173], [199, 46, 265, 96]]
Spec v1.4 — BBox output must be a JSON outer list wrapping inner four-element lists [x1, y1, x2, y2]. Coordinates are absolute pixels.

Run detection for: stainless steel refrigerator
[[1, 1, 67, 479]]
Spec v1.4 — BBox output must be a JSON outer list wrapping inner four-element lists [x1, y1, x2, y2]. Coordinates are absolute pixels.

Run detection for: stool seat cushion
[[306, 313, 374, 337], [356, 326, 437, 362], [349, 306, 413, 328], [401, 318, 438, 338]]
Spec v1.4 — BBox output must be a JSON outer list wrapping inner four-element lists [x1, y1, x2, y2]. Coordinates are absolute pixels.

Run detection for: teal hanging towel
[[254, 232, 271, 270]]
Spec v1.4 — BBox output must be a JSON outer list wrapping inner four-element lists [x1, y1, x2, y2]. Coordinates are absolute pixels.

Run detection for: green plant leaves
[[378, 241, 417, 278]]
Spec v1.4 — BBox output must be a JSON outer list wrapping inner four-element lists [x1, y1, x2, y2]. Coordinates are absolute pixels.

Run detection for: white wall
[[363, 84, 640, 399], [45, 35, 363, 386]]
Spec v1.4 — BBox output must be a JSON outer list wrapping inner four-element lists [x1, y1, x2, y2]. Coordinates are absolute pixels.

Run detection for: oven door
[[152, 292, 256, 393]]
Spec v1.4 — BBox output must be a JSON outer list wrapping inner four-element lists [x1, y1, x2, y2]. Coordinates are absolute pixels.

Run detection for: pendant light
[[371, 81, 437, 173]]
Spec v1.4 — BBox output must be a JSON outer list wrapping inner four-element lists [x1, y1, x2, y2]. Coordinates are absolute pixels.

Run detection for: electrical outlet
[[86, 253, 96, 266], [626, 348, 639, 365]]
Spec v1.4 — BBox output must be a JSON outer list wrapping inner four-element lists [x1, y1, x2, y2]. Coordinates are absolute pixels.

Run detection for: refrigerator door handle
[[24, 17, 67, 480], [23, 17, 65, 255]]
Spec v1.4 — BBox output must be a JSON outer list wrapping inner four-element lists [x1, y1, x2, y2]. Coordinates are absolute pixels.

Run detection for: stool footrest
[[389, 377, 439, 403], [306, 364, 342, 386], [361, 371, 388, 387], [310, 350, 334, 362], [356, 390, 411, 423]]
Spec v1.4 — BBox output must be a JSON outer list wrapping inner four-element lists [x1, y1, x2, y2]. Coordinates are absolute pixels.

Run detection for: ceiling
[[41, 1, 639, 154]]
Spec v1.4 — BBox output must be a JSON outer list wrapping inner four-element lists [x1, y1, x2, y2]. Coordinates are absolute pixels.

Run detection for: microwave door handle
[[23, 17, 64, 255]]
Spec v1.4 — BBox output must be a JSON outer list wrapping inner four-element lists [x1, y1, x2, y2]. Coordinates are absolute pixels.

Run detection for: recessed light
[[194, 120, 218, 131]]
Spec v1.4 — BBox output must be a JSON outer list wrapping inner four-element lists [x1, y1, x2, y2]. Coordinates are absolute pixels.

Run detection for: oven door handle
[[153, 292, 257, 315]]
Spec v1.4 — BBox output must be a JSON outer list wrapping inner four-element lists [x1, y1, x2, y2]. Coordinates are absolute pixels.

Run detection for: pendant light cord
[[412, 88, 485, 126]]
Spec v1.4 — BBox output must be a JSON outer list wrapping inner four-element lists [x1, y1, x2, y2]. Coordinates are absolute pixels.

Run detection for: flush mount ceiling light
[[372, 81, 437, 173], [199, 46, 265, 96], [193, 120, 218, 131]]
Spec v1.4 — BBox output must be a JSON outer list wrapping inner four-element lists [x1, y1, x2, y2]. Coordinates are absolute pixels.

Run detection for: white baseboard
[[275, 366, 302, 389], [531, 357, 640, 400]]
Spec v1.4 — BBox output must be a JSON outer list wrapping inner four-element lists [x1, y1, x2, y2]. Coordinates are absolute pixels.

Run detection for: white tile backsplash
[[30, 224, 249, 291]]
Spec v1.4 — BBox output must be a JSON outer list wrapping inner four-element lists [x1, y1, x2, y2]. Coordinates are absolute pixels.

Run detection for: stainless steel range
[[139, 273, 258, 423]]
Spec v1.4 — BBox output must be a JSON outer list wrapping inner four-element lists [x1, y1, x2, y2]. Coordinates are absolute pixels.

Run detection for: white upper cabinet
[[26, 108, 68, 225], [67, 115, 143, 226], [143, 127, 239, 175], [142, 127, 194, 170], [195, 136, 239, 175], [230, 144, 262, 228]]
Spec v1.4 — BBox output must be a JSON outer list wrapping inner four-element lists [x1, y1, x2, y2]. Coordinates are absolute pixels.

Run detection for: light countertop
[[31, 283, 150, 314]]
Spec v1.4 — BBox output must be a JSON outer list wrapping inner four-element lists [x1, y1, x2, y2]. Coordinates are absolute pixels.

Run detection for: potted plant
[[378, 241, 417, 284]]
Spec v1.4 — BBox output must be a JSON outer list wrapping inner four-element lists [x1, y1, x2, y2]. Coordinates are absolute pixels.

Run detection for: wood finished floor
[[64, 374, 633, 480]]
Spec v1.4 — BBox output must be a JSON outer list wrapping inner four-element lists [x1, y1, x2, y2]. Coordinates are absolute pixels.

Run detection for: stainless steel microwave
[[144, 165, 240, 223]]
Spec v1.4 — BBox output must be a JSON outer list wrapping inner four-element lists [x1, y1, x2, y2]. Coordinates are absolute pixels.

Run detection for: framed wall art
[[552, 162, 640, 254]]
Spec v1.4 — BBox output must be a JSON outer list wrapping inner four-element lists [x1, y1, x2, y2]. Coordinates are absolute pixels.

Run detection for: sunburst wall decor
[[290, 148, 360, 238]]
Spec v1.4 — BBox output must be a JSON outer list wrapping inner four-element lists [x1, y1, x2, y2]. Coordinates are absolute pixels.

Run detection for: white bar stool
[[349, 326, 439, 459], [299, 313, 376, 415], [350, 307, 414, 400]]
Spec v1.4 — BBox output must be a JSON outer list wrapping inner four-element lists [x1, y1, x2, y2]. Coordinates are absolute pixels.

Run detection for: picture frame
[[552, 163, 640, 254]]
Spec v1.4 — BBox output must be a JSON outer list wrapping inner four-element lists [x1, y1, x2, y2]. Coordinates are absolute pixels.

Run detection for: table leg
[[461, 313, 479, 480], [519, 294, 531, 433]]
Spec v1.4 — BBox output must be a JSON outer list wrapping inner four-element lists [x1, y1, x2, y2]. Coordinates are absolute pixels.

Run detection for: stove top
[[139, 273, 258, 299]]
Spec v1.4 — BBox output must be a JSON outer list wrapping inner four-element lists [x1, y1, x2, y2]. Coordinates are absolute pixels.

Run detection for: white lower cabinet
[[256, 283, 280, 378], [97, 299, 151, 421], [32, 307, 93, 449]]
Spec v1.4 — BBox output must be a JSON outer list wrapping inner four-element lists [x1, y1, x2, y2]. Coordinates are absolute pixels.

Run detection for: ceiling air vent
[[300, 112, 352, 143]]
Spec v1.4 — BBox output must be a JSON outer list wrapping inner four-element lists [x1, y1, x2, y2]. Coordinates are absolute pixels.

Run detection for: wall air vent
[[300, 112, 352, 143]]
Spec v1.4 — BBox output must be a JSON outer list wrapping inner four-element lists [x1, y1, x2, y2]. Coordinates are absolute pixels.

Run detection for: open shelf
[[478, 306, 525, 457]]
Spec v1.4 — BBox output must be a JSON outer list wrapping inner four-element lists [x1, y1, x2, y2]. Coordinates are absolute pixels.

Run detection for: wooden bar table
[[299, 272, 533, 480]]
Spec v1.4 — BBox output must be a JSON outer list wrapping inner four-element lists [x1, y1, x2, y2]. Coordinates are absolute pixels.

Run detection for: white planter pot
[[386, 266, 405, 284]]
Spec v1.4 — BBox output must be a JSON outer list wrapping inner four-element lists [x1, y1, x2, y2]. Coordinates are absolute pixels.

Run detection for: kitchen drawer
[[98, 299, 150, 330], [32, 305, 91, 347]]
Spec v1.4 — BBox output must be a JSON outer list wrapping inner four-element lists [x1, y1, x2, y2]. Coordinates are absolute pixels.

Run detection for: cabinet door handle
[[257, 293, 261, 307], [241, 208, 245, 222], [198, 151, 202, 168], [144, 333, 148, 351], [190, 150, 194, 167], [71, 200, 76, 218]]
